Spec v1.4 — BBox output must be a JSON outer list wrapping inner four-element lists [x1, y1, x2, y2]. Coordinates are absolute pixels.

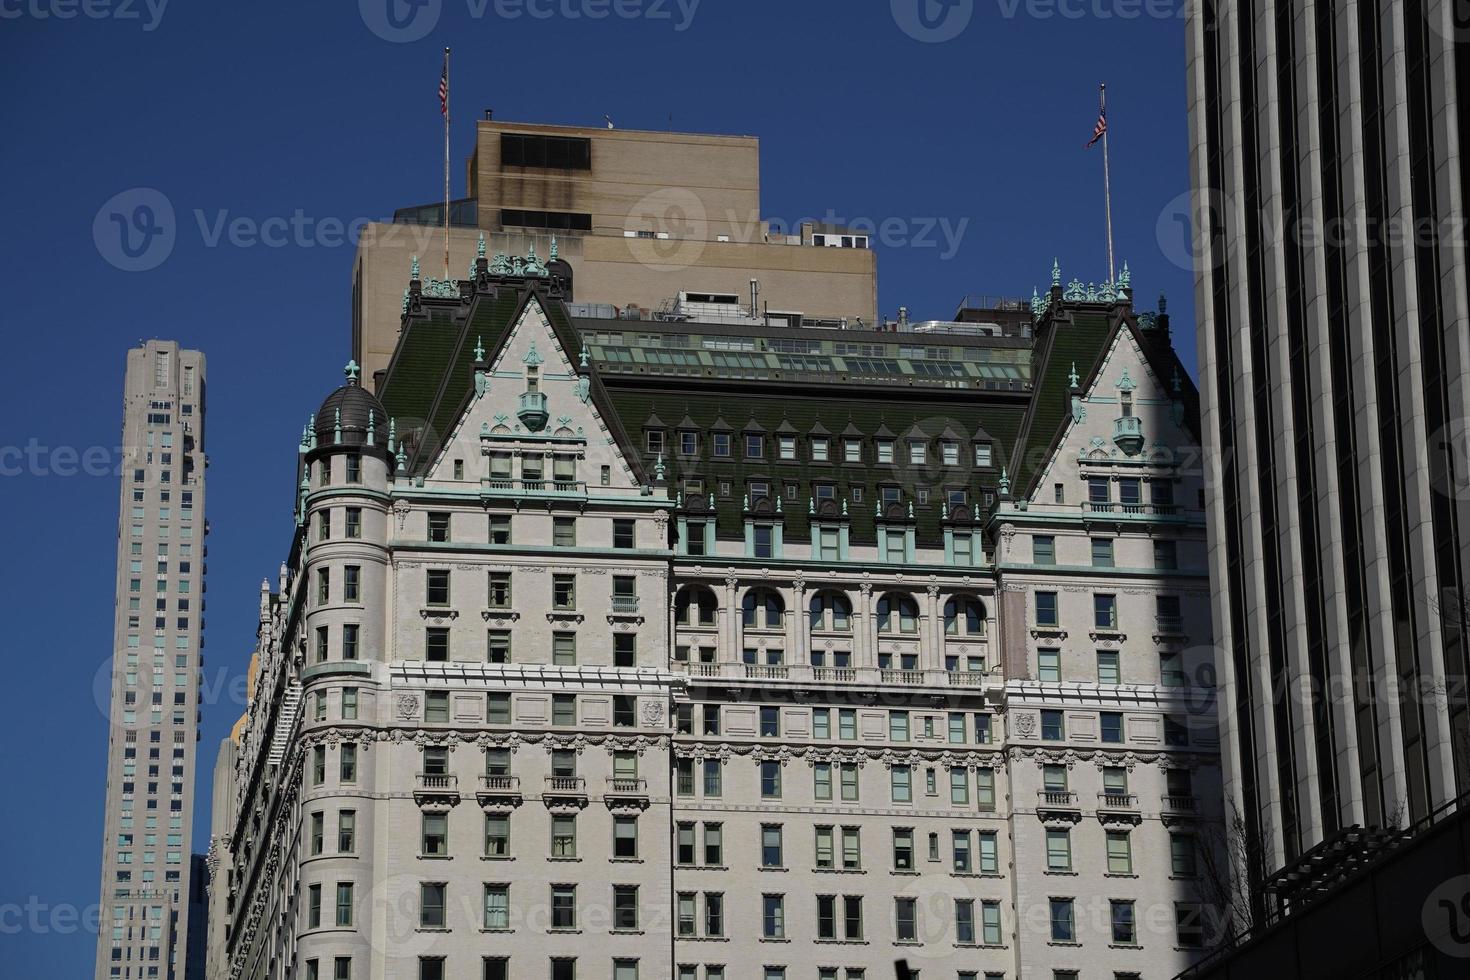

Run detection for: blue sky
[[0, 1, 1194, 972]]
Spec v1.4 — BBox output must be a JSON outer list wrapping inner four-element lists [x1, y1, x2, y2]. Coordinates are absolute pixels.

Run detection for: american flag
[[1086, 107, 1107, 148], [439, 61, 448, 117]]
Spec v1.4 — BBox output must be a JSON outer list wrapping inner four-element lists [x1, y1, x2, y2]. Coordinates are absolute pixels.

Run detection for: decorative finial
[[388, 417, 397, 453], [411, 255, 420, 280], [1159, 292, 1167, 313], [1118, 260, 1131, 288], [743, 494, 750, 511], [550, 235, 558, 261], [1051, 258, 1061, 287], [841, 499, 848, 516], [344, 359, 360, 382], [367, 410, 376, 443], [477, 232, 487, 260], [1117, 367, 1136, 393], [998, 467, 1010, 496], [654, 453, 665, 481], [907, 501, 915, 519], [808, 496, 815, 515], [333, 408, 342, 445], [1172, 367, 1183, 394], [1068, 362, 1080, 389], [474, 336, 485, 362], [579, 343, 589, 369]]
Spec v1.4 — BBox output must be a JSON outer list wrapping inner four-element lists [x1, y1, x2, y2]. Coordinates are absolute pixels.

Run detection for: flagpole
[[1100, 82, 1115, 283], [443, 46, 451, 281]]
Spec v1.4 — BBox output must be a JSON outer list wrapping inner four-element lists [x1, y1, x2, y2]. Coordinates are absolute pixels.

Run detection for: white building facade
[[209, 260, 1221, 980]]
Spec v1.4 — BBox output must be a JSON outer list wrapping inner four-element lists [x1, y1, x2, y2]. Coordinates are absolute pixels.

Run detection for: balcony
[[604, 777, 650, 809], [881, 668, 925, 685], [1036, 789, 1082, 823], [517, 391, 549, 431], [611, 595, 641, 614], [544, 775, 588, 809], [944, 670, 989, 687], [414, 772, 461, 807], [1113, 415, 1144, 455], [744, 664, 790, 680], [671, 662, 1002, 691], [1162, 794, 1199, 814], [812, 666, 858, 683], [1098, 792, 1138, 809], [476, 774, 523, 808]]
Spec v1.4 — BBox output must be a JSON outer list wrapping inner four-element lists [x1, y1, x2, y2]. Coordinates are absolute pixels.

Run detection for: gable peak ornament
[[344, 360, 360, 382]]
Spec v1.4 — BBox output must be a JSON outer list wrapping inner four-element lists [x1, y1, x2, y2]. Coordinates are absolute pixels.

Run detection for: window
[[486, 693, 511, 724], [895, 898, 917, 941], [840, 764, 859, 801], [975, 443, 992, 467], [307, 883, 322, 928], [1091, 537, 1114, 567], [338, 811, 356, 853], [760, 706, 781, 737], [1106, 830, 1133, 874], [952, 830, 971, 872], [760, 760, 782, 798], [425, 627, 449, 662], [343, 565, 360, 602], [1110, 899, 1136, 945], [613, 885, 639, 931], [1165, 714, 1190, 746], [550, 884, 576, 928], [422, 813, 448, 856], [1094, 593, 1118, 629], [752, 524, 774, 558], [486, 630, 511, 664], [977, 768, 995, 811], [762, 894, 785, 938], [553, 517, 577, 547], [419, 883, 446, 928], [553, 575, 576, 609], [481, 884, 510, 930], [340, 744, 357, 781], [425, 691, 449, 723], [310, 812, 324, 855], [889, 710, 910, 742], [484, 813, 510, 856], [892, 828, 914, 870], [713, 433, 731, 457], [342, 624, 359, 660], [1035, 591, 1058, 626], [1171, 833, 1198, 876], [1176, 903, 1205, 948], [489, 515, 511, 544], [335, 882, 354, 927], [553, 633, 576, 666], [550, 959, 578, 980], [977, 830, 998, 873], [1097, 650, 1120, 685], [552, 694, 576, 727], [955, 899, 976, 943], [1154, 538, 1179, 569], [891, 766, 912, 803], [1049, 898, 1074, 942], [1045, 829, 1071, 871], [345, 453, 361, 483], [488, 572, 511, 607], [703, 758, 723, 796], [839, 709, 856, 740], [1038, 649, 1060, 682], [1161, 650, 1187, 687], [1100, 711, 1124, 743], [950, 768, 969, 805], [613, 519, 635, 549], [760, 824, 783, 867], [1088, 476, 1110, 507], [613, 815, 638, 858], [814, 763, 832, 801], [428, 512, 450, 542], [645, 430, 665, 454], [745, 434, 764, 458], [1041, 710, 1064, 741], [613, 633, 636, 668]]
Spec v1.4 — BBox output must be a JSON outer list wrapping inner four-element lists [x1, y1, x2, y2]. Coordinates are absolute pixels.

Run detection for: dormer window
[[811, 438, 830, 462], [679, 432, 698, 456], [844, 439, 862, 462], [876, 440, 894, 464], [908, 441, 926, 465], [974, 444, 992, 468], [779, 436, 797, 460], [646, 430, 665, 454], [746, 434, 765, 459], [749, 481, 770, 502], [713, 433, 731, 457], [941, 442, 959, 466]]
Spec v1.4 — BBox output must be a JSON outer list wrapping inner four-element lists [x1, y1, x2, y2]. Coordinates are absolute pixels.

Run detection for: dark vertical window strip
[[1317, 0, 1385, 830], [1240, 0, 1301, 860], [1405, 0, 1469, 797], [1277, 0, 1339, 836], [1206, 0, 1265, 900], [1359, 0, 1432, 823]]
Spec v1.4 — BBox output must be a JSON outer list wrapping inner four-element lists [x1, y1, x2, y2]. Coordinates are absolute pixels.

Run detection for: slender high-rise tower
[[1187, 0, 1470, 901], [95, 341, 208, 980]]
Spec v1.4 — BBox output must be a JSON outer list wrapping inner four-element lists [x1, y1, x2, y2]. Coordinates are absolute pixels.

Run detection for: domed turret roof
[[313, 361, 390, 451]]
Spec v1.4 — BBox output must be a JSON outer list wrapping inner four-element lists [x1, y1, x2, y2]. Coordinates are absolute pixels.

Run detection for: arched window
[[808, 591, 853, 632], [877, 592, 919, 634], [742, 588, 785, 629], [944, 597, 987, 637], [675, 585, 719, 627]]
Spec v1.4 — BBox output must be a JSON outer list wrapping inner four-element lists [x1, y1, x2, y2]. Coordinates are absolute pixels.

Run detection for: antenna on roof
[[605, 114, 615, 130]]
